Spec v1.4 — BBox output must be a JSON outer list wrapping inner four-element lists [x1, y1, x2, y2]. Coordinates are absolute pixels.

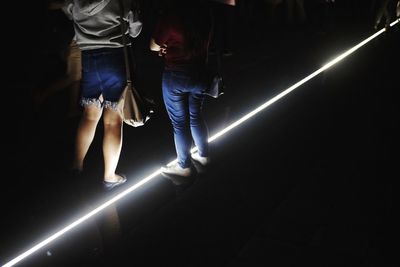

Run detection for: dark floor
[[2, 3, 400, 267]]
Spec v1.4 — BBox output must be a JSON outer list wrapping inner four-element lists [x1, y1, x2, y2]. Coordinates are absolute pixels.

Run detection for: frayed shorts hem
[[80, 97, 119, 111]]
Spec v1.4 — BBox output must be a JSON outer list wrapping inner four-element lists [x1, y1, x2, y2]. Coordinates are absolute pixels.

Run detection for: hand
[[158, 44, 167, 57]]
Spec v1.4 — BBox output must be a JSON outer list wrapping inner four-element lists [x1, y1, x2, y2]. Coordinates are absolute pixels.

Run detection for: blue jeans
[[162, 69, 209, 168], [80, 47, 126, 110]]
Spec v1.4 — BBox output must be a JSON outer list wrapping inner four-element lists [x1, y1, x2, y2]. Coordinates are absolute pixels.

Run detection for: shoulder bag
[[117, 0, 154, 127]]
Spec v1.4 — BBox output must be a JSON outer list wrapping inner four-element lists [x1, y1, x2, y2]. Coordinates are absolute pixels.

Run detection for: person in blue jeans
[[150, 0, 213, 178]]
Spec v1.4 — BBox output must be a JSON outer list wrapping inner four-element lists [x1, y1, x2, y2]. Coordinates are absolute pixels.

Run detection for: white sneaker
[[191, 151, 210, 166], [161, 162, 193, 177]]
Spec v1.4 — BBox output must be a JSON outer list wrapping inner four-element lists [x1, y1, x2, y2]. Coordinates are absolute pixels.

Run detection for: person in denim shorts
[[150, 0, 213, 179], [64, 0, 142, 190]]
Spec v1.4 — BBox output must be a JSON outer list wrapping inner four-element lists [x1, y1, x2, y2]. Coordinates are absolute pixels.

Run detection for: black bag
[[203, 67, 225, 98], [206, 71, 225, 98], [204, 48, 225, 98]]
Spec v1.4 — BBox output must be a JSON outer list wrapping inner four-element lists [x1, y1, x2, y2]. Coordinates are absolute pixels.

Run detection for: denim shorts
[[80, 47, 126, 110]]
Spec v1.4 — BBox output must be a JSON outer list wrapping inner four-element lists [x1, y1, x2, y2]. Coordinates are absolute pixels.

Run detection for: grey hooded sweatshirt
[[64, 0, 142, 50]]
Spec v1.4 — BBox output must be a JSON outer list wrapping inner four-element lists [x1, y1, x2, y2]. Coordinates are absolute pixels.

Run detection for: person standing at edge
[[64, 0, 143, 190], [33, 0, 82, 119], [150, 0, 213, 178]]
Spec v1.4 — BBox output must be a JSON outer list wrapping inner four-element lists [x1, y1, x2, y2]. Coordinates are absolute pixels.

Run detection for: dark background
[[2, 1, 400, 266]]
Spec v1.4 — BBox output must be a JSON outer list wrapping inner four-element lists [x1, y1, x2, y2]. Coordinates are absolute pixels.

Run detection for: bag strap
[[118, 0, 131, 83], [207, 7, 222, 75]]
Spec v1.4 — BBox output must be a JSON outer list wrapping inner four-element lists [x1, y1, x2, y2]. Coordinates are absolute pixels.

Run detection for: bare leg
[[72, 105, 103, 171], [66, 41, 82, 118], [102, 107, 123, 183], [67, 80, 82, 118], [374, 0, 390, 29], [382, 0, 391, 27]]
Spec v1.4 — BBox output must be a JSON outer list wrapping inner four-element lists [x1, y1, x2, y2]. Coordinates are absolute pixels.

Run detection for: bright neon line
[[2, 170, 161, 267], [389, 18, 399, 27], [208, 28, 387, 143], [2, 21, 396, 267]]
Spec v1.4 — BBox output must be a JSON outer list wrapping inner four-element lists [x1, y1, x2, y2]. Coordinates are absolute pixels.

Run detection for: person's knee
[[82, 104, 102, 121], [103, 106, 122, 126], [171, 118, 190, 133]]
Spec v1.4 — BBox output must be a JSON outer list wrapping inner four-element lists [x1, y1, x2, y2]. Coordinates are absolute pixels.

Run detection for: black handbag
[[205, 70, 225, 98], [204, 44, 225, 98]]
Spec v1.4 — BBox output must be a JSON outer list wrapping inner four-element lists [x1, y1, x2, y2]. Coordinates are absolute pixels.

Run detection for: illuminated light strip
[[390, 18, 399, 27], [2, 170, 162, 267], [2, 21, 398, 267]]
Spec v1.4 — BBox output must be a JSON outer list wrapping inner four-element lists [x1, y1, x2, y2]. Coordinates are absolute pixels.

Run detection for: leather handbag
[[117, 0, 154, 127], [118, 81, 154, 127]]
